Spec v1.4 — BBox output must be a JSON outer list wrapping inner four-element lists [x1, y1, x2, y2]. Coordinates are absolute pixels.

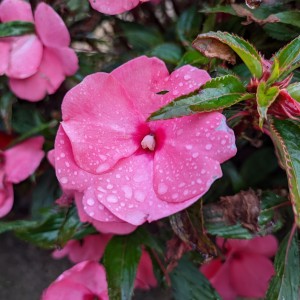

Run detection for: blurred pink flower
[[89, 0, 159, 15], [0, 0, 78, 101], [53, 55, 236, 229], [135, 250, 157, 290], [42, 261, 109, 300], [52, 234, 112, 263], [201, 236, 278, 300], [0, 136, 44, 217]]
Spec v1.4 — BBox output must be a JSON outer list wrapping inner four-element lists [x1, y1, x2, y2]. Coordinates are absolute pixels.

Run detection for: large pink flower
[[53, 56, 236, 229], [89, 0, 159, 15], [0, 0, 78, 101], [0, 136, 44, 217], [201, 236, 278, 300], [42, 261, 109, 300]]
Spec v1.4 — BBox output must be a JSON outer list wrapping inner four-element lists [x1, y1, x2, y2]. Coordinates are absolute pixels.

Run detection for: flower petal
[[42, 261, 108, 300], [0, 0, 33, 22], [49, 47, 78, 76], [6, 35, 43, 79], [91, 153, 199, 225], [75, 192, 137, 235], [34, 2, 70, 47], [111, 56, 170, 119], [4, 136, 44, 183], [61, 72, 140, 174], [135, 250, 157, 290], [153, 113, 236, 202], [89, 0, 140, 15], [230, 253, 275, 298], [0, 41, 10, 75], [9, 47, 65, 101], [245, 235, 278, 257], [0, 182, 14, 218]]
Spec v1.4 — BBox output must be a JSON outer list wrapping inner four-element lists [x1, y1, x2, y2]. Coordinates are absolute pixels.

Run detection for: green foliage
[[266, 230, 300, 299], [150, 75, 252, 120], [0, 21, 34, 37], [170, 258, 221, 300]]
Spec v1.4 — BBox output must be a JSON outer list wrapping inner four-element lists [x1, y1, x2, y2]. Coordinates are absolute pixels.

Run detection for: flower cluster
[[0, 0, 78, 101]]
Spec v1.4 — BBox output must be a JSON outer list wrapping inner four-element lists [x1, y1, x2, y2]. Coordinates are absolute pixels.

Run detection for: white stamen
[[141, 134, 156, 151]]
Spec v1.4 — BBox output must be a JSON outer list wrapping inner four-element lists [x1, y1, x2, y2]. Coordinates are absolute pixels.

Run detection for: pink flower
[[53, 56, 236, 229], [52, 234, 112, 263], [42, 261, 109, 300], [89, 0, 159, 15], [0, 0, 78, 102], [135, 250, 157, 290], [0, 136, 44, 217], [201, 236, 278, 300]]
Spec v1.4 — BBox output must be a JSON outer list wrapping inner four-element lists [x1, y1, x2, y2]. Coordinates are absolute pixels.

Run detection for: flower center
[[141, 134, 156, 151]]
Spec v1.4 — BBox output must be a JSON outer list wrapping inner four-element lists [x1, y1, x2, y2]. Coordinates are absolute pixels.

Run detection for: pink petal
[[9, 47, 65, 101], [202, 260, 237, 300], [53, 234, 112, 263], [111, 56, 170, 119], [0, 41, 10, 75], [90, 153, 199, 225], [75, 192, 137, 235], [42, 261, 108, 300], [61, 72, 140, 174], [4, 136, 44, 183], [200, 258, 222, 280], [159, 65, 211, 104], [49, 47, 78, 76], [153, 113, 236, 202], [34, 3, 70, 47], [47, 149, 55, 167], [0, 0, 34, 22], [230, 253, 275, 298], [6, 35, 43, 79], [89, 0, 140, 15], [135, 250, 157, 290], [243, 235, 278, 257], [0, 182, 14, 218]]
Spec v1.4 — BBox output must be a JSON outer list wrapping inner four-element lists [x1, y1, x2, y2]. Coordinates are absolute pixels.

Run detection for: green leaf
[[14, 206, 91, 249], [267, 58, 280, 85], [176, 6, 202, 45], [264, 23, 299, 42], [256, 82, 280, 127], [149, 75, 253, 120], [177, 50, 210, 68], [119, 21, 163, 51], [149, 43, 182, 65], [269, 118, 300, 226], [103, 231, 143, 300], [170, 257, 221, 300], [274, 35, 300, 80], [193, 31, 263, 78], [0, 21, 34, 37], [287, 83, 300, 102], [274, 11, 300, 28], [0, 220, 38, 234], [266, 231, 300, 300]]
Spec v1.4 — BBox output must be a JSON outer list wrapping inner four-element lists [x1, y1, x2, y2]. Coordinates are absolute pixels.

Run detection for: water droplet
[[185, 145, 193, 150], [158, 183, 168, 195], [87, 198, 95, 206], [184, 74, 191, 80], [205, 144, 212, 150], [221, 139, 227, 145], [192, 152, 199, 158], [197, 178, 202, 184], [60, 177, 68, 184], [60, 153, 65, 158], [106, 195, 118, 203], [107, 184, 113, 190], [96, 163, 110, 173], [134, 191, 145, 202], [172, 193, 179, 199], [201, 169, 206, 174], [122, 185, 133, 199], [172, 90, 179, 96], [89, 211, 95, 217]]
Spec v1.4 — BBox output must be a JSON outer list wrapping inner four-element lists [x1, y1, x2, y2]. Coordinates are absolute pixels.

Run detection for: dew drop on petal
[[122, 185, 133, 199], [158, 183, 168, 195], [106, 195, 118, 203], [205, 144, 212, 150], [184, 74, 191, 80], [134, 191, 146, 202], [60, 177, 68, 184], [87, 198, 95, 206]]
